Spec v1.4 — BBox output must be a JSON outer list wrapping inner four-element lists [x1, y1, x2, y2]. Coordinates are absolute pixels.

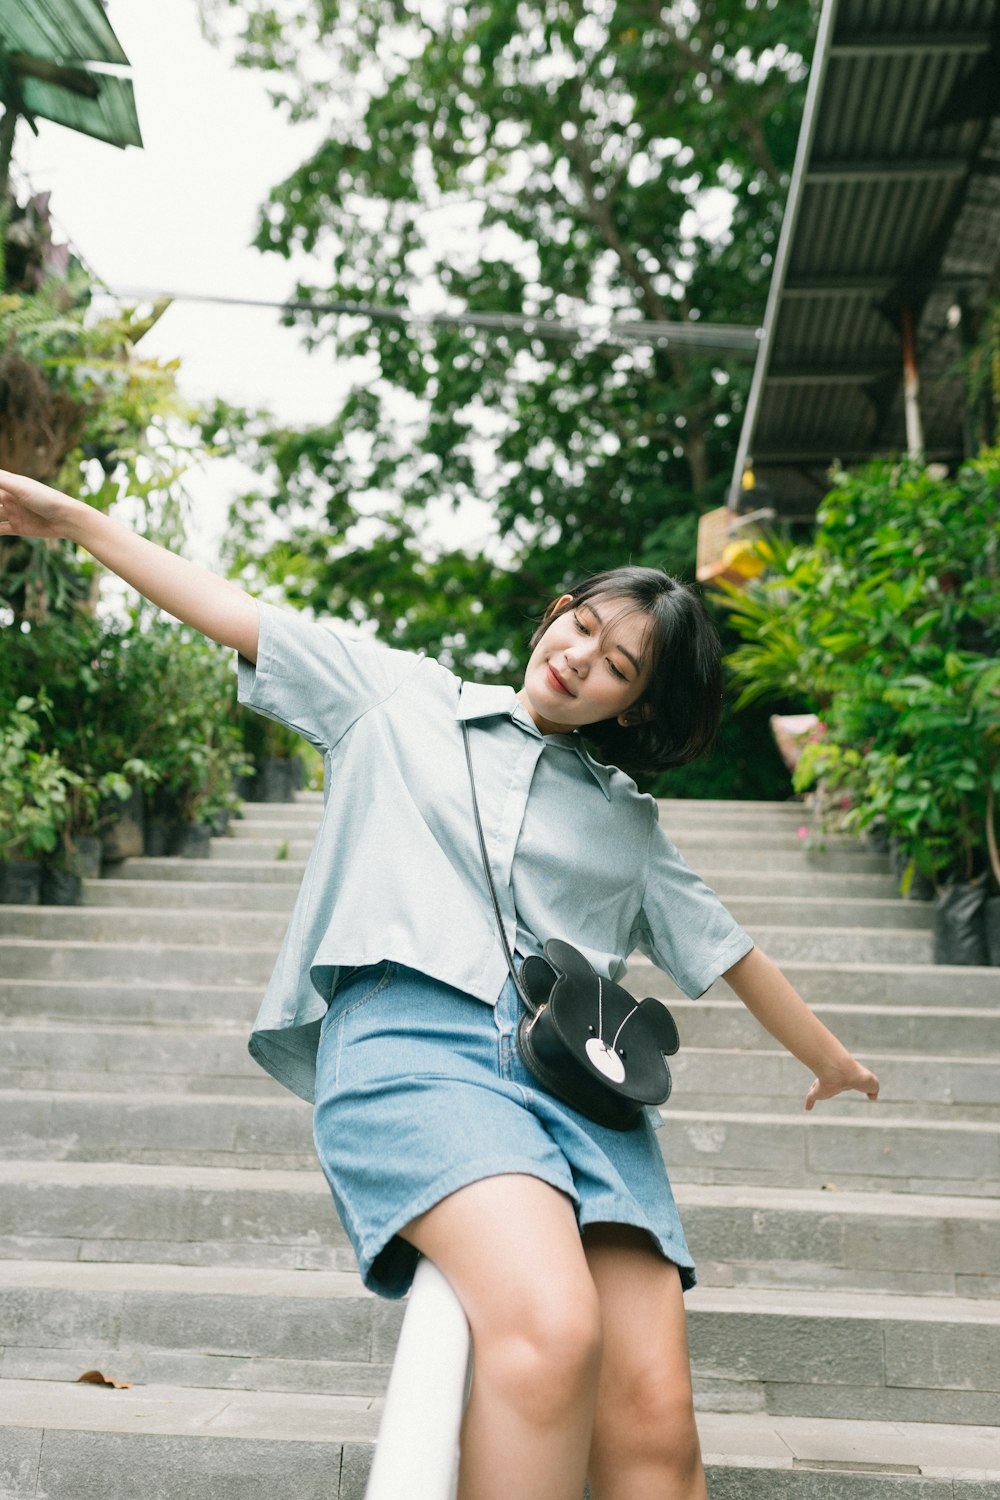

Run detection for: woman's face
[[517, 594, 653, 736]]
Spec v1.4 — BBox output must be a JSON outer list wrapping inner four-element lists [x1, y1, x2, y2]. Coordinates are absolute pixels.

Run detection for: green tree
[[200, 0, 814, 640]]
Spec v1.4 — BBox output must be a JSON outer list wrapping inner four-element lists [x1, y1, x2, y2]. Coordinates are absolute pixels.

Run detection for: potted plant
[[237, 711, 305, 803], [0, 696, 80, 903], [715, 452, 1000, 961]]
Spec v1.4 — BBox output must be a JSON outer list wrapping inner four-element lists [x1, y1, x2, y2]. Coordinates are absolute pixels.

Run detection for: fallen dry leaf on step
[[76, 1370, 133, 1389]]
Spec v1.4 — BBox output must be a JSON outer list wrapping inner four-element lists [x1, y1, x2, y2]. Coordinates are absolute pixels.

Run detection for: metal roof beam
[[807, 158, 967, 182], [830, 33, 992, 57], [767, 361, 897, 385], [9, 53, 100, 99], [754, 448, 957, 463], [783, 274, 984, 298]]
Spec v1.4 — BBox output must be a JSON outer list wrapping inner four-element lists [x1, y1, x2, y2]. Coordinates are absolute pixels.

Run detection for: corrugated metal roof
[[732, 0, 1000, 518], [0, 0, 141, 149], [0, 0, 128, 66], [17, 70, 141, 149]]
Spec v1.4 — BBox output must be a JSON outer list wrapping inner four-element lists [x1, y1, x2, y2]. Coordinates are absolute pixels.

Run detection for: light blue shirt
[[237, 602, 754, 1102]]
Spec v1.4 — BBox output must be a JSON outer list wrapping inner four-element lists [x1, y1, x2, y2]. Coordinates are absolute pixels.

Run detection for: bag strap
[[461, 723, 537, 1013]]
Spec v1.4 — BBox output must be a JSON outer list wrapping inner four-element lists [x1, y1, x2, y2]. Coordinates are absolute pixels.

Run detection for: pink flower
[[797, 826, 809, 839]]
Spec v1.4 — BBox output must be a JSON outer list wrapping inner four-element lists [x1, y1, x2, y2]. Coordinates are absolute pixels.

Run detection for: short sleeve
[[632, 816, 754, 998], [237, 600, 422, 752]]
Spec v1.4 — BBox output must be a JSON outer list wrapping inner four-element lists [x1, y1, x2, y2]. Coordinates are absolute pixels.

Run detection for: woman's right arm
[[0, 471, 259, 663]]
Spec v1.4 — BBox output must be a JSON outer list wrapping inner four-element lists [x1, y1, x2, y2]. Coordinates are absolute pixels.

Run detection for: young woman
[[0, 470, 879, 1500]]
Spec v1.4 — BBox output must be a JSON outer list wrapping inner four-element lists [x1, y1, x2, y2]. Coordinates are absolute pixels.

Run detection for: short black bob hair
[[529, 565, 723, 777]]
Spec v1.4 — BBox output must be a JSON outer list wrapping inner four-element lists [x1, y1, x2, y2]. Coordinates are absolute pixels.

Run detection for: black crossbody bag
[[462, 724, 680, 1132]]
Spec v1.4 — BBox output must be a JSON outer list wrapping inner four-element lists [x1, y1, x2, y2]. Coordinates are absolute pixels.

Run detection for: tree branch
[[639, 4, 784, 189]]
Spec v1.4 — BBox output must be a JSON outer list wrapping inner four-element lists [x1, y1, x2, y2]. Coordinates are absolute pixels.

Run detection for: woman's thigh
[[399, 1173, 599, 1356]]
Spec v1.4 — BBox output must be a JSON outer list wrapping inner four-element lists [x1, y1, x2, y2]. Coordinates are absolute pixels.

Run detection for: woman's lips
[[547, 664, 572, 695]]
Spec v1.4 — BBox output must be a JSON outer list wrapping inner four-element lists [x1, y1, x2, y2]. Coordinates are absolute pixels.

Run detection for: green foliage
[[1, 194, 197, 624], [0, 611, 251, 831], [198, 1, 817, 795], [0, 190, 256, 835], [0, 694, 83, 860], [717, 454, 1000, 883]]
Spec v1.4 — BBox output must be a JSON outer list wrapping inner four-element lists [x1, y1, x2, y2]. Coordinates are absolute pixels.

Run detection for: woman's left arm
[[722, 946, 880, 1110]]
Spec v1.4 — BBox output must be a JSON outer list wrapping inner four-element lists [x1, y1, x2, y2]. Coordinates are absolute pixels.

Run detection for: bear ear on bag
[[638, 998, 680, 1056], [544, 939, 595, 980], [520, 954, 558, 1007]]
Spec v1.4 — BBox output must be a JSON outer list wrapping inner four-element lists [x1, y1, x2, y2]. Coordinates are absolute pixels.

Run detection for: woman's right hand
[[0, 471, 83, 540]]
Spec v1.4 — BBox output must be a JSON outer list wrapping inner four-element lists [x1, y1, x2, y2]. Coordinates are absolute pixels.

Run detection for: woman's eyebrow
[[584, 603, 644, 673]]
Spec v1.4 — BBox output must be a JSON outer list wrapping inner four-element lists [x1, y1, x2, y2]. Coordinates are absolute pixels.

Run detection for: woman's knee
[[592, 1366, 701, 1478], [472, 1278, 603, 1421]]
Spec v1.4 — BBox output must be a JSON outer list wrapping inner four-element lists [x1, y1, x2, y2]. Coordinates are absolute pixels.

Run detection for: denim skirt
[[311, 961, 695, 1299]]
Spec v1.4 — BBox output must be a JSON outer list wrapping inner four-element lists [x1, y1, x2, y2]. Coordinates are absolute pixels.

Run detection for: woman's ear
[[541, 592, 574, 624], [617, 701, 654, 728]]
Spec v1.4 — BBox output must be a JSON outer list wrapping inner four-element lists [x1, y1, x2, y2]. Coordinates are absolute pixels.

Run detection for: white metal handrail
[[365, 1256, 472, 1500]]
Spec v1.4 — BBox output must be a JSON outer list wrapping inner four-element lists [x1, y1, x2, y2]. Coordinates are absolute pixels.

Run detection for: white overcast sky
[[16, 0, 334, 422], [12, 0, 406, 561], [13, 0, 738, 566]]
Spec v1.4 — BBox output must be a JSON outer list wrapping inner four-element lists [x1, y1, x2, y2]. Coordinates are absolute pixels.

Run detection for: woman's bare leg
[[584, 1225, 708, 1500], [399, 1174, 602, 1500]]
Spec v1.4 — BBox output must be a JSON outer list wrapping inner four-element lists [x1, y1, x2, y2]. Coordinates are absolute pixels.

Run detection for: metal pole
[[901, 306, 924, 458], [0, 107, 17, 212]]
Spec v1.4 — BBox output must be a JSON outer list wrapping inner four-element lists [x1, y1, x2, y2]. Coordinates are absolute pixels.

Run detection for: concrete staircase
[[1, 795, 998, 1499]]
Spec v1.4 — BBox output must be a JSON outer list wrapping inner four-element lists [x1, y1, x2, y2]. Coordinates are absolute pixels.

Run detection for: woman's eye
[[608, 661, 627, 682], [574, 615, 590, 634]]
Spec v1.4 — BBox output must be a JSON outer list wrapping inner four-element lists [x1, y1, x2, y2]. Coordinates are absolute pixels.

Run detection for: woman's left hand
[[804, 1058, 880, 1111]]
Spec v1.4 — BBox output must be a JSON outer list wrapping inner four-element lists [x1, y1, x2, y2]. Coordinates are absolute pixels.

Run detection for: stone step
[[0, 1260, 394, 1398], [2, 1088, 997, 1193], [2, 1163, 997, 1299], [88, 867, 907, 903], [0, 907, 294, 948], [0, 921, 936, 972], [0, 938, 275, 987], [213, 832, 890, 875], [226, 812, 829, 842], [2, 1028, 995, 1119], [1, 986, 995, 1068], [247, 795, 828, 823], [657, 1107, 1000, 1196], [672, 999, 1000, 1057], [649, 959, 1000, 1008], [0, 979, 258, 1027], [0, 1023, 268, 1097], [79, 881, 933, 931], [86, 879, 304, 909], [234, 797, 815, 828], [111, 851, 901, 889], [2, 958, 993, 1035], [111, 856, 305, 883], [731, 897, 931, 930], [668, 1048, 999, 1119], [4, 1383, 995, 1500], [3, 1262, 998, 1424]]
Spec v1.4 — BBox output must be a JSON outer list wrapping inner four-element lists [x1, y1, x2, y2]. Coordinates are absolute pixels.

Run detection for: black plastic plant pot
[[144, 816, 182, 858], [985, 897, 1000, 967], [40, 867, 83, 906], [101, 785, 145, 862], [0, 859, 42, 904], [258, 757, 298, 803], [932, 881, 988, 966], [69, 837, 103, 880], [172, 823, 213, 859]]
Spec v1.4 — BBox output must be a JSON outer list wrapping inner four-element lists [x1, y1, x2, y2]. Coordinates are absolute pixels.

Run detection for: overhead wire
[[107, 284, 764, 355]]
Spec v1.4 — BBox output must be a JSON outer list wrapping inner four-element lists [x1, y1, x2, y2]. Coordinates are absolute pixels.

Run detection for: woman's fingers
[[804, 1064, 880, 1111], [0, 471, 73, 538]]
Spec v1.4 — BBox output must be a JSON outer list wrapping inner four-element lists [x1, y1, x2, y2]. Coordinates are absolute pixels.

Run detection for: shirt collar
[[457, 680, 613, 799]]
